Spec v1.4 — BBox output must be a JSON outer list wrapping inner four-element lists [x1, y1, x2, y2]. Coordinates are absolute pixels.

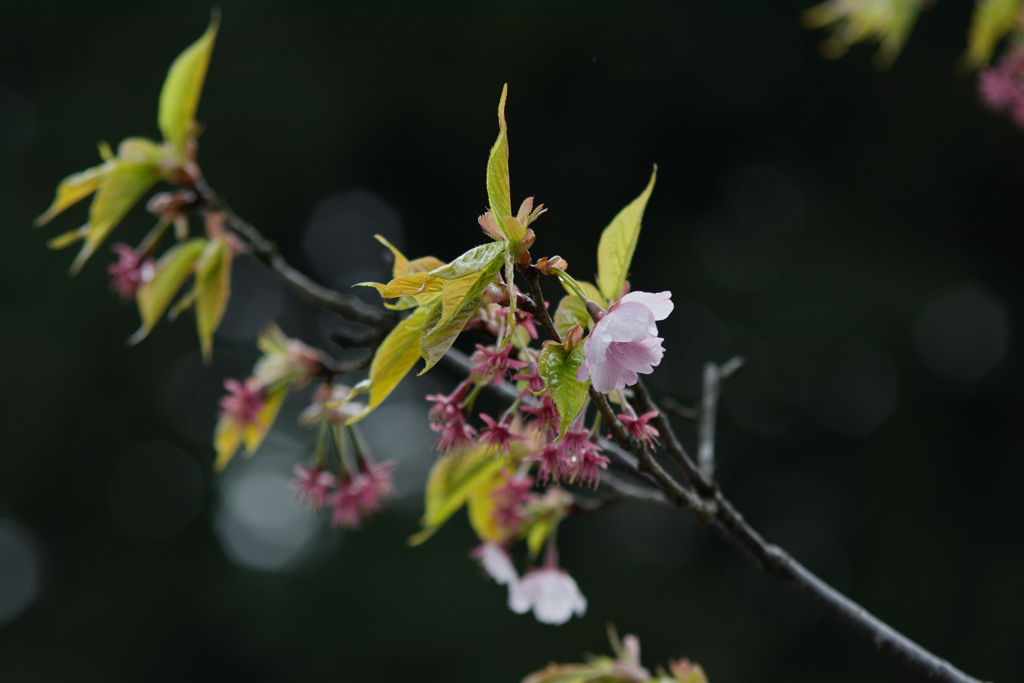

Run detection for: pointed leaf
[[558, 278, 607, 310], [345, 307, 428, 425], [486, 84, 511, 222], [159, 12, 219, 152], [538, 342, 590, 439], [213, 417, 243, 472], [35, 162, 114, 227], [131, 237, 207, 345], [419, 251, 504, 373], [467, 471, 508, 543], [374, 234, 409, 277], [596, 167, 657, 302], [46, 225, 90, 250], [243, 381, 288, 453], [429, 241, 506, 280], [70, 157, 163, 274], [194, 237, 233, 363], [966, 0, 1023, 68]]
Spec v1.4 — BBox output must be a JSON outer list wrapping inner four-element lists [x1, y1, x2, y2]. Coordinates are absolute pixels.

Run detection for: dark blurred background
[[1, 1, 1022, 681]]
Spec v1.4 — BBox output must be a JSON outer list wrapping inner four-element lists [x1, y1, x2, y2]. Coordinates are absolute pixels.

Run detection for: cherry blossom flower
[[527, 443, 565, 484], [291, 464, 336, 510], [513, 367, 546, 395], [508, 566, 587, 625], [107, 243, 154, 301], [617, 409, 660, 450], [477, 413, 525, 457], [978, 48, 1024, 127], [521, 394, 559, 437], [471, 542, 519, 586], [299, 383, 364, 426], [576, 291, 673, 394], [328, 461, 395, 529], [329, 479, 364, 529], [491, 473, 534, 536], [426, 381, 477, 452], [219, 378, 265, 428], [470, 343, 528, 385], [357, 460, 397, 512]]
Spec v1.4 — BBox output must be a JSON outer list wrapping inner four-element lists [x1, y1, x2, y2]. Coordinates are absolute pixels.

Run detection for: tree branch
[[697, 356, 744, 480]]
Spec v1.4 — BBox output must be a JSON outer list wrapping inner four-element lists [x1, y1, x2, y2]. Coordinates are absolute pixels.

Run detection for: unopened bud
[[480, 283, 509, 305], [146, 189, 197, 219], [563, 323, 584, 352], [534, 255, 568, 276], [585, 300, 606, 323], [514, 228, 536, 256]]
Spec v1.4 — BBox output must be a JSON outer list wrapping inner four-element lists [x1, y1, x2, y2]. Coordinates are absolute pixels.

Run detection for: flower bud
[[480, 283, 510, 305], [534, 255, 568, 276], [563, 323, 584, 352], [585, 300, 606, 323], [514, 228, 536, 256]]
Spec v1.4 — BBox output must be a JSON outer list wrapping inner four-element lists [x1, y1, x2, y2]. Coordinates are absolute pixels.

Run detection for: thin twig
[[696, 356, 743, 480]]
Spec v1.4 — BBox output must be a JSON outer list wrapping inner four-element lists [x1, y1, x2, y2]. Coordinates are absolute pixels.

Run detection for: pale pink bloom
[[508, 566, 587, 625], [329, 479, 364, 529], [576, 291, 673, 394], [477, 413, 525, 457], [471, 542, 519, 586], [107, 243, 155, 301], [470, 343, 528, 385], [291, 464, 337, 510], [219, 378, 265, 428]]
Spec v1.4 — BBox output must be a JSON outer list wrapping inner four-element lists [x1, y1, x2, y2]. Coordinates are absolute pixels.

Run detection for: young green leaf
[[419, 251, 504, 373], [965, 0, 1022, 68], [596, 166, 657, 303], [194, 237, 233, 363], [486, 84, 511, 222], [538, 342, 590, 439], [466, 471, 509, 543], [345, 307, 428, 426], [158, 12, 220, 153], [244, 381, 288, 454], [553, 295, 591, 338], [34, 161, 114, 227], [409, 444, 507, 546], [69, 157, 163, 274], [130, 237, 207, 345], [557, 277, 608, 310]]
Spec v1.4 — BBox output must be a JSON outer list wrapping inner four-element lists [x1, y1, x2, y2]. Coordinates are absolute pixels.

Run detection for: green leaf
[[345, 307, 428, 425], [194, 237, 233, 363], [158, 12, 219, 153], [70, 156, 163, 274], [35, 161, 114, 227], [466, 471, 509, 543], [409, 444, 506, 546], [538, 342, 590, 439], [212, 380, 289, 472], [419, 250, 504, 373], [130, 237, 207, 345], [553, 295, 591, 338], [558, 278, 607, 310], [596, 167, 657, 302], [429, 241, 506, 280], [485, 83, 511, 222], [966, 0, 1023, 68]]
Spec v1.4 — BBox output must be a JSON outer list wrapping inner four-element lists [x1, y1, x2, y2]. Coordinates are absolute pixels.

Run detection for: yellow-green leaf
[[553, 295, 591, 339], [467, 471, 508, 543], [244, 381, 288, 454], [485, 83, 511, 222], [345, 307, 428, 425], [409, 444, 506, 545], [46, 225, 90, 250], [430, 241, 506, 280], [966, 0, 1023, 68], [70, 158, 163, 274], [158, 12, 219, 153], [194, 237, 233, 363], [35, 161, 114, 227], [419, 251, 504, 373], [374, 234, 409, 277], [596, 166, 656, 302], [213, 417, 243, 472], [524, 516, 557, 558], [538, 342, 590, 439], [130, 237, 207, 345]]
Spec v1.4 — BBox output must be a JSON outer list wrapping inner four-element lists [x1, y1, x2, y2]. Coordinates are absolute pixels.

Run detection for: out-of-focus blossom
[[107, 243, 155, 301], [978, 48, 1024, 126], [253, 323, 332, 389], [508, 566, 587, 625], [328, 461, 395, 529], [471, 542, 519, 586], [576, 291, 673, 395], [299, 383, 364, 427], [426, 381, 477, 452], [491, 473, 534, 536], [291, 464, 336, 510], [802, 0, 925, 70], [219, 378, 265, 428]]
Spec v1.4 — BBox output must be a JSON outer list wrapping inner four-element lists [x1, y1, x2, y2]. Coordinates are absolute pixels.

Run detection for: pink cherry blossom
[[107, 243, 155, 301], [477, 413, 525, 457], [219, 378, 265, 428], [576, 291, 673, 394], [491, 473, 533, 536], [526, 443, 565, 485], [426, 381, 477, 452], [470, 343, 528, 385], [617, 409, 660, 450], [508, 566, 588, 625], [521, 394, 559, 437], [291, 464, 337, 510]]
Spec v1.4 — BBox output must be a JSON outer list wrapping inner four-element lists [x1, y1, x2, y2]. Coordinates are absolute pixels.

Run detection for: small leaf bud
[[563, 323, 584, 352], [514, 228, 536, 257]]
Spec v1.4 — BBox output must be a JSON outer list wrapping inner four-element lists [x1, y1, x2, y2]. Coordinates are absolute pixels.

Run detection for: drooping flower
[[508, 566, 588, 625], [477, 413, 526, 457], [470, 343, 528, 385], [491, 473, 534, 536], [426, 381, 477, 452], [471, 542, 519, 586], [558, 427, 608, 488], [357, 460, 397, 512], [527, 443, 565, 485], [328, 461, 395, 529], [291, 464, 337, 510], [521, 394, 559, 437], [107, 243, 155, 301], [617, 409, 661, 450], [219, 378, 266, 428], [576, 291, 673, 395], [329, 479, 364, 529]]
